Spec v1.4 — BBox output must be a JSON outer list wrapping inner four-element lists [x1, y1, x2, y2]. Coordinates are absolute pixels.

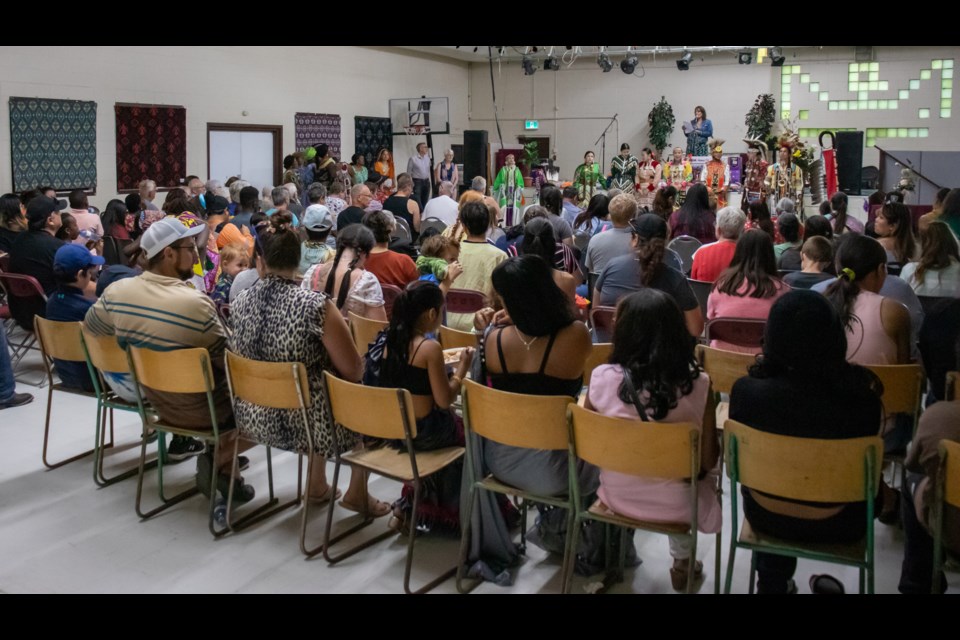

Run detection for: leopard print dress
[[229, 274, 357, 455]]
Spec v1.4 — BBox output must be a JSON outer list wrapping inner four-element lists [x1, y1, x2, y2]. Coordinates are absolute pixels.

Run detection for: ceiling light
[[522, 55, 537, 75], [598, 51, 613, 73], [621, 53, 638, 74], [676, 51, 692, 71], [769, 47, 785, 66], [738, 50, 752, 65]]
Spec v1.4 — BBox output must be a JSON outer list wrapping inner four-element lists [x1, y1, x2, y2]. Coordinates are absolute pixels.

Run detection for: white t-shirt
[[900, 259, 960, 298], [422, 195, 459, 227]]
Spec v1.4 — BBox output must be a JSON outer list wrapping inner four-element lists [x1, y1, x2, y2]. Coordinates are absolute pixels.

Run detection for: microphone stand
[[594, 114, 619, 173]]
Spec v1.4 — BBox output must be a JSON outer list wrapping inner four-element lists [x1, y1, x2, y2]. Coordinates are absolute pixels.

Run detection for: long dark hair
[[491, 255, 574, 337], [877, 202, 916, 264], [804, 214, 834, 241], [102, 199, 127, 234], [380, 281, 444, 388], [520, 217, 557, 267], [830, 192, 849, 234], [747, 200, 776, 241], [715, 230, 781, 298], [260, 210, 300, 271], [0, 193, 24, 230], [675, 184, 713, 239], [824, 234, 886, 330], [652, 186, 677, 219], [631, 215, 667, 287], [574, 193, 609, 230], [914, 220, 960, 282], [323, 224, 374, 306], [539, 184, 562, 216], [610, 289, 700, 420], [506, 204, 547, 240]]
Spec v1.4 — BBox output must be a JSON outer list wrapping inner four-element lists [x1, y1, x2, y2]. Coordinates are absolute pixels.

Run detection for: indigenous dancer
[[492, 153, 525, 227], [702, 139, 730, 208], [635, 147, 662, 211], [765, 132, 805, 218], [573, 150, 604, 208], [610, 143, 638, 192], [741, 138, 770, 206], [663, 146, 693, 208]]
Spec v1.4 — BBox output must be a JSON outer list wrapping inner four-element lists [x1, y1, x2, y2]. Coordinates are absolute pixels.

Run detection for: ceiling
[[397, 46, 809, 64]]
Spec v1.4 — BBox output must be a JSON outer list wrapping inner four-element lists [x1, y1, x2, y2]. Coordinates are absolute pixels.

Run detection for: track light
[[676, 51, 692, 71], [598, 51, 613, 73], [621, 53, 638, 74], [522, 55, 537, 75], [738, 50, 752, 65], [769, 47, 785, 67], [544, 55, 559, 70]]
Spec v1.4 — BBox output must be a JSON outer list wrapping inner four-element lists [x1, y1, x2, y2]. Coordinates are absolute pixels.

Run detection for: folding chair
[[723, 420, 882, 594], [419, 217, 447, 238], [393, 217, 412, 243], [347, 311, 387, 356], [127, 345, 228, 537], [457, 380, 576, 593], [0, 272, 47, 377], [80, 327, 156, 487], [381, 283, 403, 319], [865, 364, 924, 488], [582, 342, 612, 390], [590, 306, 616, 343], [223, 350, 308, 535], [565, 404, 719, 593], [667, 235, 702, 275], [323, 371, 465, 594], [439, 324, 478, 350], [932, 440, 960, 593], [696, 344, 756, 429], [33, 317, 97, 469], [687, 278, 712, 321], [705, 317, 766, 351], [445, 288, 486, 315]]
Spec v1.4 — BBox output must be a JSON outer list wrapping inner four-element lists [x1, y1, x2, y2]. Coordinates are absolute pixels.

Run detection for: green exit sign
[[524, 120, 539, 130]]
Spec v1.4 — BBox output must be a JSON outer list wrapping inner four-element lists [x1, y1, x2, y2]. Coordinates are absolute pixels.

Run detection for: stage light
[[598, 51, 613, 72], [769, 47, 785, 67], [522, 55, 537, 75], [676, 51, 692, 71], [621, 53, 638, 74], [544, 56, 560, 70], [738, 50, 752, 65]]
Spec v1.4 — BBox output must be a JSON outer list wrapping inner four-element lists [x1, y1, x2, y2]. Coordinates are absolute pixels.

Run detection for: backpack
[[361, 328, 389, 386]]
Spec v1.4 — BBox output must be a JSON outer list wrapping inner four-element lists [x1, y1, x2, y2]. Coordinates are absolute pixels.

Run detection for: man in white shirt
[[421, 180, 459, 227], [406, 142, 432, 211]]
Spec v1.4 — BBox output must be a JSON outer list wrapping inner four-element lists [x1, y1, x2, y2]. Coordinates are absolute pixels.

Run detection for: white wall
[[466, 46, 960, 180], [0, 46, 469, 208]]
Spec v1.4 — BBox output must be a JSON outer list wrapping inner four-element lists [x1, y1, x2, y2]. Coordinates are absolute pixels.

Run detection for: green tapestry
[[9, 97, 97, 192]]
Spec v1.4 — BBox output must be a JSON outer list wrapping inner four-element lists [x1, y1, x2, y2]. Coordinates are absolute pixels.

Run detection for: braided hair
[[324, 223, 374, 309]]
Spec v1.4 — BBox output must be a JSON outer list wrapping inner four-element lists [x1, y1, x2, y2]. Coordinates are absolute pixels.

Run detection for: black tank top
[[401, 338, 434, 396], [484, 327, 582, 398]]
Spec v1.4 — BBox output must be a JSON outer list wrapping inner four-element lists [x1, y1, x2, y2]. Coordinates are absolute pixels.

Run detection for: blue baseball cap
[[54, 243, 106, 273]]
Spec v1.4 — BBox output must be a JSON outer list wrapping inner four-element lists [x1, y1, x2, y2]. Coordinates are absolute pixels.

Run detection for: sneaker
[[167, 435, 205, 461], [0, 392, 34, 410], [196, 452, 255, 506]]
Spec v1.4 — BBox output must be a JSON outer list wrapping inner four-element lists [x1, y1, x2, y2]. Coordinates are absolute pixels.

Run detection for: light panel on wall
[[944, 69, 954, 79], [934, 60, 944, 70], [879, 81, 889, 91], [921, 70, 932, 80], [899, 89, 910, 99], [946, 60, 955, 69], [919, 108, 931, 118]]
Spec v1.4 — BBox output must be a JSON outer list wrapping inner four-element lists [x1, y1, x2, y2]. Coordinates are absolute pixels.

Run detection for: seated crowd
[[2, 151, 960, 595]]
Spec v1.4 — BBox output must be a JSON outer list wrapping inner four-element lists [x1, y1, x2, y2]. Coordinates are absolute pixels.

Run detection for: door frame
[[206, 123, 283, 187]]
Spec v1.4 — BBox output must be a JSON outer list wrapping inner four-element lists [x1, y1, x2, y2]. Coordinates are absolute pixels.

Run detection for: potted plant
[[744, 94, 777, 160], [521, 140, 539, 187], [647, 96, 676, 159]]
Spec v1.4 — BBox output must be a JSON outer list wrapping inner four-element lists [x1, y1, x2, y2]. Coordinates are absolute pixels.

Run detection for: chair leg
[[714, 531, 722, 595], [222, 445, 295, 535], [402, 481, 456, 595], [455, 483, 482, 594], [561, 511, 582, 594], [321, 460, 392, 564], [41, 382, 95, 470], [859, 567, 865, 594], [135, 428, 199, 520], [723, 534, 737, 594], [748, 552, 757, 595], [300, 454, 327, 558], [94, 406, 146, 488]]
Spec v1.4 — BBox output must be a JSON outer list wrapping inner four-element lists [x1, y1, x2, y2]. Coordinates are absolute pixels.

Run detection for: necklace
[[514, 326, 538, 351]]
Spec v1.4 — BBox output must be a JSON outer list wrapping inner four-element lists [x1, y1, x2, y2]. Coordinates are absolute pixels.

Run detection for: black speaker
[[836, 131, 864, 196], [462, 130, 488, 188]]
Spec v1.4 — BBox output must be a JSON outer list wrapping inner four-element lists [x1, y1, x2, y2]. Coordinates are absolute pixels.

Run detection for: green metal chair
[[932, 439, 960, 593], [457, 380, 577, 593], [565, 403, 719, 594], [33, 317, 97, 469], [80, 326, 158, 487], [126, 345, 228, 538], [723, 419, 882, 594], [323, 371, 465, 594]]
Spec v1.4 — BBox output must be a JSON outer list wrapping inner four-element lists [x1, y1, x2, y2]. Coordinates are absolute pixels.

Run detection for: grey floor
[[0, 346, 954, 594]]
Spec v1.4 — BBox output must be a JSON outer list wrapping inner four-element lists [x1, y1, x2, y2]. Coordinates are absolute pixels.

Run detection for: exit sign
[[524, 120, 539, 130]]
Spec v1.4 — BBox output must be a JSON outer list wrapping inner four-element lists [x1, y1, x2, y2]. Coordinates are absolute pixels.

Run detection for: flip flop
[[809, 574, 845, 595], [308, 486, 342, 505], [339, 497, 392, 518]]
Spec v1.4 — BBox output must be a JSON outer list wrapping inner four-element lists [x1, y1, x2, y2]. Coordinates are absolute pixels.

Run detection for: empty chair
[[667, 235, 702, 275], [687, 278, 711, 320], [439, 324, 477, 350], [590, 306, 616, 343], [419, 217, 447, 238], [445, 288, 485, 315], [393, 216, 412, 242]]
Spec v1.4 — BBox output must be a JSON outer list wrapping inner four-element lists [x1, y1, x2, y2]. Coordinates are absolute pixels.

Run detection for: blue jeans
[[0, 329, 15, 402]]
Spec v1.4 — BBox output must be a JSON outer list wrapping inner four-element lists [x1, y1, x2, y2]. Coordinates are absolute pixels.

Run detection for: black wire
[[488, 46, 503, 146]]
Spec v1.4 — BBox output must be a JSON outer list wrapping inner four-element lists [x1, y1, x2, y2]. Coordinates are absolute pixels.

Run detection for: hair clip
[[841, 267, 856, 282]]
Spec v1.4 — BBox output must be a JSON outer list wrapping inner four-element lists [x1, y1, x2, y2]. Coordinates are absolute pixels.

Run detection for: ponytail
[[824, 234, 885, 329], [379, 282, 444, 387]]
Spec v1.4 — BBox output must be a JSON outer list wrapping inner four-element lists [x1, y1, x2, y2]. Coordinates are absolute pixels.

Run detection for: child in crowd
[[300, 206, 334, 275], [416, 235, 462, 294], [55, 212, 79, 242], [211, 243, 250, 305]]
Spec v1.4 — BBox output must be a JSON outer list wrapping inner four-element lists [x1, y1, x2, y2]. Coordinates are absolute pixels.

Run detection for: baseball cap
[[26, 195, 67, 226], [140, 217, 205, 259], [302, 204, 333, 232], [207, 195, 229, 215], [54, 243, 106, 272], [629, 213, 668, 240]]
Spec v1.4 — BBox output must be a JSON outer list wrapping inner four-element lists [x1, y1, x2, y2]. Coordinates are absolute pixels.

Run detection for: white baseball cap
[[140, 217, 205, 259]]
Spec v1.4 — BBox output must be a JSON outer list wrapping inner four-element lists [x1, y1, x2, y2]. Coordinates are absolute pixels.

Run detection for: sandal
[[669, 559, 704, 591], [809, 574, 845, 595], [339, 497, 392, 518], [308, 486, 342, 505]]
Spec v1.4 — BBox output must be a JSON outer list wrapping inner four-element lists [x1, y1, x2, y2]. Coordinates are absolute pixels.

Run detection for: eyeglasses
[[171, 242, 198, 253]]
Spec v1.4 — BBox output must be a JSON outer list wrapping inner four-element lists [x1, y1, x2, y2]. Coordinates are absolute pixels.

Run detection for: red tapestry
[[115, 104, 186, 191]]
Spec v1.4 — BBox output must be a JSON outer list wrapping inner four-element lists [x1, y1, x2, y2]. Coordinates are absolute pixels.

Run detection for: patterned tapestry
[[295, 112, 341, 159], [354, 116, 393, 166], [9, 97, 97, 192], [115, 104, 186, 191]]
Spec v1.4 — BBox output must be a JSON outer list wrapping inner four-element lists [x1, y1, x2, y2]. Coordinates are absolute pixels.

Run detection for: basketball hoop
[[403, 125, 427, 137]]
